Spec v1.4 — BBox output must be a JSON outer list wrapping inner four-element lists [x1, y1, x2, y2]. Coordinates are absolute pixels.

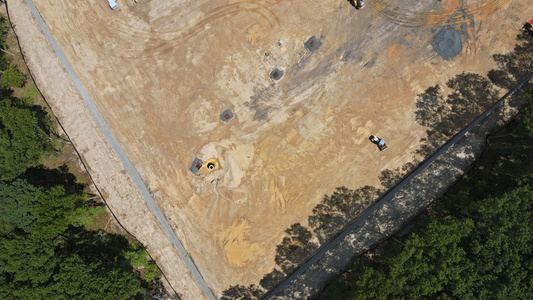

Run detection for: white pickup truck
[[108, 0, 118, 10]]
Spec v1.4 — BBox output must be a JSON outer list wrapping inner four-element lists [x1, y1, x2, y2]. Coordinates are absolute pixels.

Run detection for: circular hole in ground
[[207, 163, 215, 170]]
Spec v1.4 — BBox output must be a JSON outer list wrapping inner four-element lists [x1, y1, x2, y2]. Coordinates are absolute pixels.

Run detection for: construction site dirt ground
[[11, 0, 533, 297]]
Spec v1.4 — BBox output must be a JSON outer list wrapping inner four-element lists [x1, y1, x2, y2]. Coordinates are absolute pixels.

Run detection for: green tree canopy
[[0, 98, 52, 180], [0, 232, 148, 299], [1, 65, 25, 88], [517, 93, 533, 137], [48, 254, 143, 299], [0, 233, 59, 289], [336, 185, 533, 299], [31, 185, 85, 240], [0, 179, 40, 232]]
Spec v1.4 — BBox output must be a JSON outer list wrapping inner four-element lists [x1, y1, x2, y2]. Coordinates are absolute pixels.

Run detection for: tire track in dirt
[[98, 1, 281, 59], [368, 0, 510, 27], [119, 2, 278, 37]]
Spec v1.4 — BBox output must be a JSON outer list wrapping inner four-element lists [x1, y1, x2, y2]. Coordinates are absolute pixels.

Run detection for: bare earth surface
[[10, 0, 533, 298]]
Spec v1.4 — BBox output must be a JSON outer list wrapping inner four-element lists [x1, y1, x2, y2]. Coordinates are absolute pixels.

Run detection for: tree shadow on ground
[[308, 186, 379, 245], [274, 223, 318, 275], [221, 186, 380, 299], [221, 224, 318, 299], [221, 284, 263, 300], [414, 73, 498, 157], [0, 86, 13, 99], [488, 31, 533, 91], [21, 164, 85, 193], [383, 72, 500, 192], [414, 31, 532, 162], [379, 161, 419, 190], [380, 31, 533, 207], [65, 230, 132, 269]]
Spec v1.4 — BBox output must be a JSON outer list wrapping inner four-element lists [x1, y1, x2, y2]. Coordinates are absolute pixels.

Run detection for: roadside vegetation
[[320, 30, 533, 299], [0, 14, 164, 299], [325, 92, 533, 299]]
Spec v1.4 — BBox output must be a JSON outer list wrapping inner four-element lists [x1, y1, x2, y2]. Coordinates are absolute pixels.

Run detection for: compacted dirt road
[[9, 0, 533, 297]]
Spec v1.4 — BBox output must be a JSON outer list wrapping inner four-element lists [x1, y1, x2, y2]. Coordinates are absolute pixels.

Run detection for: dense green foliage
[[0, 14, 160, 299], [0, 16, 10, 71], [0, 229, 148, 299], [518, 93, 533, 137], [333, 188, 532, 299], [329, 93, 533, 299], [1, 65, 25, 88], [0, 179, 40, 231], [0, 98, 52, 180]]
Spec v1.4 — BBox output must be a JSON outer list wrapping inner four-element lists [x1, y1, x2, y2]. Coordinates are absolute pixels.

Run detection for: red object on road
[[529, 20, 533, 24]]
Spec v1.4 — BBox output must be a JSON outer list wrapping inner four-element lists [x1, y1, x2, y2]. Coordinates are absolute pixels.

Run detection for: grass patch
[[84, 205, 112, 231], [22, 81, 39, 100]]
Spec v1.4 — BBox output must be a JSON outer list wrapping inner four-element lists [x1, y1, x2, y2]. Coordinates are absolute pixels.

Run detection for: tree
[[0, 233, 59, 288], [0, 179, 40, 232], [517, 93, 533, 137], [48, 254, 143, 299], [340, 218, 474, 299], [0, 98, 52, 180], [459, 186, 533, 298], [31, 185, 85, 240], [0, 12, 160, 298], [333, 182, 533, 299], [0, 234, 147, 299], [1, 65, 25, 88], [0, 16, 11, 72]]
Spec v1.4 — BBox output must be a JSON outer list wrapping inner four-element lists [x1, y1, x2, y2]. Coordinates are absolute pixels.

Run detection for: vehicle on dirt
[[369, 135, 388, 151], [108, 0, 118, 10]]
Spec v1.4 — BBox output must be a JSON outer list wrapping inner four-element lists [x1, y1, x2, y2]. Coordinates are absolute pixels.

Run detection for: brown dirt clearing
[[13, 0, 533, 297]]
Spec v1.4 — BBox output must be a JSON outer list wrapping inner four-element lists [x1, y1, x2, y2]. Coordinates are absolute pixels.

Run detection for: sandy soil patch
[[12, 0, 533, 297]]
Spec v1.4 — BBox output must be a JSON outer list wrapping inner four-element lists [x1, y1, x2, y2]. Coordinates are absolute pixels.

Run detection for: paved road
[[23, 1, 216, 299], [263, 72, 533, 299]]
